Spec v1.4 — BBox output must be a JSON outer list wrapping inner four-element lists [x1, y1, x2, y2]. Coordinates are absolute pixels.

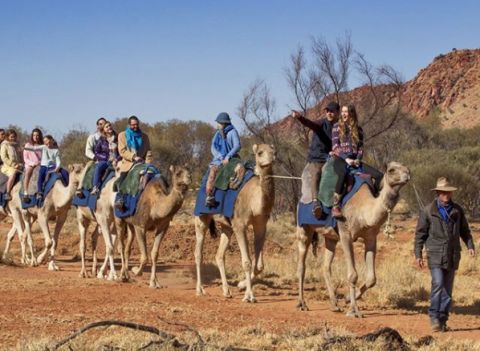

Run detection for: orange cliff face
[[402, 49, 480, 128]]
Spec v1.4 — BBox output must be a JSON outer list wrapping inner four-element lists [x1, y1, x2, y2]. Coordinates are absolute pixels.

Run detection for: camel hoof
[[79, 270, 88, 278], [48, 261, 60, 271], [330, 301, 342, 312], [223, 289, 233, 298], [149, 280, 165, 289], [346, 310, 363, 318], [242, 295, 257, 303], [131, 266, 143, 276], [296, 301, 309, 311], [107, 271, 118, 281], [237, 280, 247, 291], [196, 286, 206, 296], [30, 258, 38, 267], [91, 268, 98, 277]]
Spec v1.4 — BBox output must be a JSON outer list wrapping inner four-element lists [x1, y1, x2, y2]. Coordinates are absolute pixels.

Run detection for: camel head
[[68, 163, 85, 187], [169, 165, 192, 193], [383, 162, 410, 189], [252, 144, 275, 169]]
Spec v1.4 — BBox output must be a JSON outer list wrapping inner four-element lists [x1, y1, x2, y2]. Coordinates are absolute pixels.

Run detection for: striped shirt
[[332, 124, 364, 160]]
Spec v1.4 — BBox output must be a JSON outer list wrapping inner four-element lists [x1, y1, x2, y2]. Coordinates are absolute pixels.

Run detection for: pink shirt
[[23, 143, 43, 167]]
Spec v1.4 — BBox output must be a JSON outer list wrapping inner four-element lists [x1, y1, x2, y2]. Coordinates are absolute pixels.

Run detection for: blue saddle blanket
[[21, 170, 69, 209], [193, 169, 255, 219], [297, 175, 373, 227], [72, 169, 116, 211], [114, 166, 162, 218]]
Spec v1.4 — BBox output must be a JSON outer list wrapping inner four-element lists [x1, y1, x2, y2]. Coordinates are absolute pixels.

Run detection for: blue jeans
[[429, 267, 455, 322], [37, 165, 69, 193], [93, 161, 110, 188]]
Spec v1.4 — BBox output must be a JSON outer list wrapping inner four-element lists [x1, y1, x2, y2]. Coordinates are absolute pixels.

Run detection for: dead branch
[[50, 320, 177, 350]]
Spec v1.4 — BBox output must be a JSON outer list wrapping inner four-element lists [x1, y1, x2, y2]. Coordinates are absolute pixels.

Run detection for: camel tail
[[208, 218, 218, 238]]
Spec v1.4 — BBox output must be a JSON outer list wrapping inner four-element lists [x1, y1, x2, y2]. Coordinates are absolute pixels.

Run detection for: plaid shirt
[[332, 124, 364, 160]]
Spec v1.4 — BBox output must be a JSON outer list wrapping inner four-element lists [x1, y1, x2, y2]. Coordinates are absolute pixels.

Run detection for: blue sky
[[0, 0, 478, 136]]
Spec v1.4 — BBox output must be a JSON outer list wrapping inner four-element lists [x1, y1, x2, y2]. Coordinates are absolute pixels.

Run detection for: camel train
[[0, 109, 413, 318]]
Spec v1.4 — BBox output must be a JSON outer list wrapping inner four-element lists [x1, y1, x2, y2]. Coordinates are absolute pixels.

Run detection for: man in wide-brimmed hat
[[414, 177, 475, 332]]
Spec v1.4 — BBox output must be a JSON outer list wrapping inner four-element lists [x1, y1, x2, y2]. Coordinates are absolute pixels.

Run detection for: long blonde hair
[[339, 104, 360, 146]]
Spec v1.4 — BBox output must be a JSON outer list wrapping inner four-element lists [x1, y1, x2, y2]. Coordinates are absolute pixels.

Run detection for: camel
[[76, 167, 118, 280], [4, 164, 84, 270], [115, 165, 191, 288], [194, 144, 275, 302], [1, 182, 31, 264], [296, 161, 410, 317]]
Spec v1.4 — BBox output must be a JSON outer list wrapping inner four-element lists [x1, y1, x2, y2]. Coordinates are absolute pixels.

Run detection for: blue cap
[[215, 112, 231, 124]]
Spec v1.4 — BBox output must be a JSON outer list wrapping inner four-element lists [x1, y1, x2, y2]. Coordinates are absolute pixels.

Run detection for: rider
[[36, 135, 61, 200], [330, 104, 383, 218], [90, 121, 119, 195], [23, 128, 44, 203], [205, 112, 241, 207], [0, 129, 23, 201], [114, 115, 152, 209], [291, 101, 339, 219]]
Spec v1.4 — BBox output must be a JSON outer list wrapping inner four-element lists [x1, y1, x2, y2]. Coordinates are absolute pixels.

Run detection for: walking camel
[[5, 164, 84, 270], [115, 165, 191, 288], [297, 161, 410, 317], [194, 143, 275, 303], [1, 182, 31, 265], [76, 167, 118, 280]]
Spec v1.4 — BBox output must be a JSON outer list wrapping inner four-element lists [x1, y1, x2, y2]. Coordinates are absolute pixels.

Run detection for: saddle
[[213, 158, 255, 191]]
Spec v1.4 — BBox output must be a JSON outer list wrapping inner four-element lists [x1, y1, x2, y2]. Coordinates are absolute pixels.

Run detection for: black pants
[[332, 157, 384, 194]]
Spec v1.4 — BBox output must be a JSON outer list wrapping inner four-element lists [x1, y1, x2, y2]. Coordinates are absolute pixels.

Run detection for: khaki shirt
[[117, 131, 153, 172]]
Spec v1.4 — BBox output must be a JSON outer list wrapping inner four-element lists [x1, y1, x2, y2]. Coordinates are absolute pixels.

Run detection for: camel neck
[[378, 184, 399, 212], [53, 179, 77, 209]]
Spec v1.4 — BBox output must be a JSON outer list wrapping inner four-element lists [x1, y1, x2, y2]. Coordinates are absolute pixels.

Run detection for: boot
[[331, 193, 343, 218], [312, 200, 323, 219]]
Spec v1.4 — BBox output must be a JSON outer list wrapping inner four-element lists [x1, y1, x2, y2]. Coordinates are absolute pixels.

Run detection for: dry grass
[[14, 324, 480, 351]]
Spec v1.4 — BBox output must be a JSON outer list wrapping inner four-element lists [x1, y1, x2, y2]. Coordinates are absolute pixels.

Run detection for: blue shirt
[[210, 125, 241, 165]]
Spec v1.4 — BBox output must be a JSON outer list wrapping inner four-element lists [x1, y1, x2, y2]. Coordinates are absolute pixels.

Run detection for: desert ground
[[0, 206, 479, 350]]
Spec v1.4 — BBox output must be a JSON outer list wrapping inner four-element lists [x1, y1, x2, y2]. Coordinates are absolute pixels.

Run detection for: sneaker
[[75, 190, 85, 199], [36, 192, 44, 201], [90, 186, 100, 196], [332, 206, 343, 219], [312, 201, 323, 219], [205, 194, 216, 207], [115, 199, 125, 211], [22, 195, 31, 204], [4, 193, 11, 201], [430, 318, 442, 332]]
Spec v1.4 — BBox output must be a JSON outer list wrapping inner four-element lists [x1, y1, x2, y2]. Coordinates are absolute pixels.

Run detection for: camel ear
[[270, 144, 275, 151], [169, 165, 174, 173], [252, 144, 258, 153]]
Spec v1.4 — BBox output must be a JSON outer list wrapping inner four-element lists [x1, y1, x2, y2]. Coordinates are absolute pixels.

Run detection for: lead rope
[[383, 208, 394, 239]]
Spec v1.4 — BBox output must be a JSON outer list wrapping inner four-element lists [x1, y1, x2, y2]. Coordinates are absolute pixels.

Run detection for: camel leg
[[116, 219, 129, 282], [36, 213, 52, 265], [131, 225, 148, 276], [216, 230, 233, 298], [339, 231, 361, 318], [122, 224, 135, 279], [234, 221, 255, 303], [296, 225, 312, 311], [149, 225, 168, 289], [355, 238, 377, 300], [97, 217, 117, 280], [77, 211, 89, 278], [2, 225, 17, 261], [48, 211, 67, 271], [194, 215, 208, 296], [323, 237, 341, 312], [91, 225, 99, 277], [238, 216, 267, 291]]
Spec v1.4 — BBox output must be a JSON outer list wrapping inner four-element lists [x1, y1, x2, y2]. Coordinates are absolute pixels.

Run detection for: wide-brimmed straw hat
[[431, 177, 457, 192]]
